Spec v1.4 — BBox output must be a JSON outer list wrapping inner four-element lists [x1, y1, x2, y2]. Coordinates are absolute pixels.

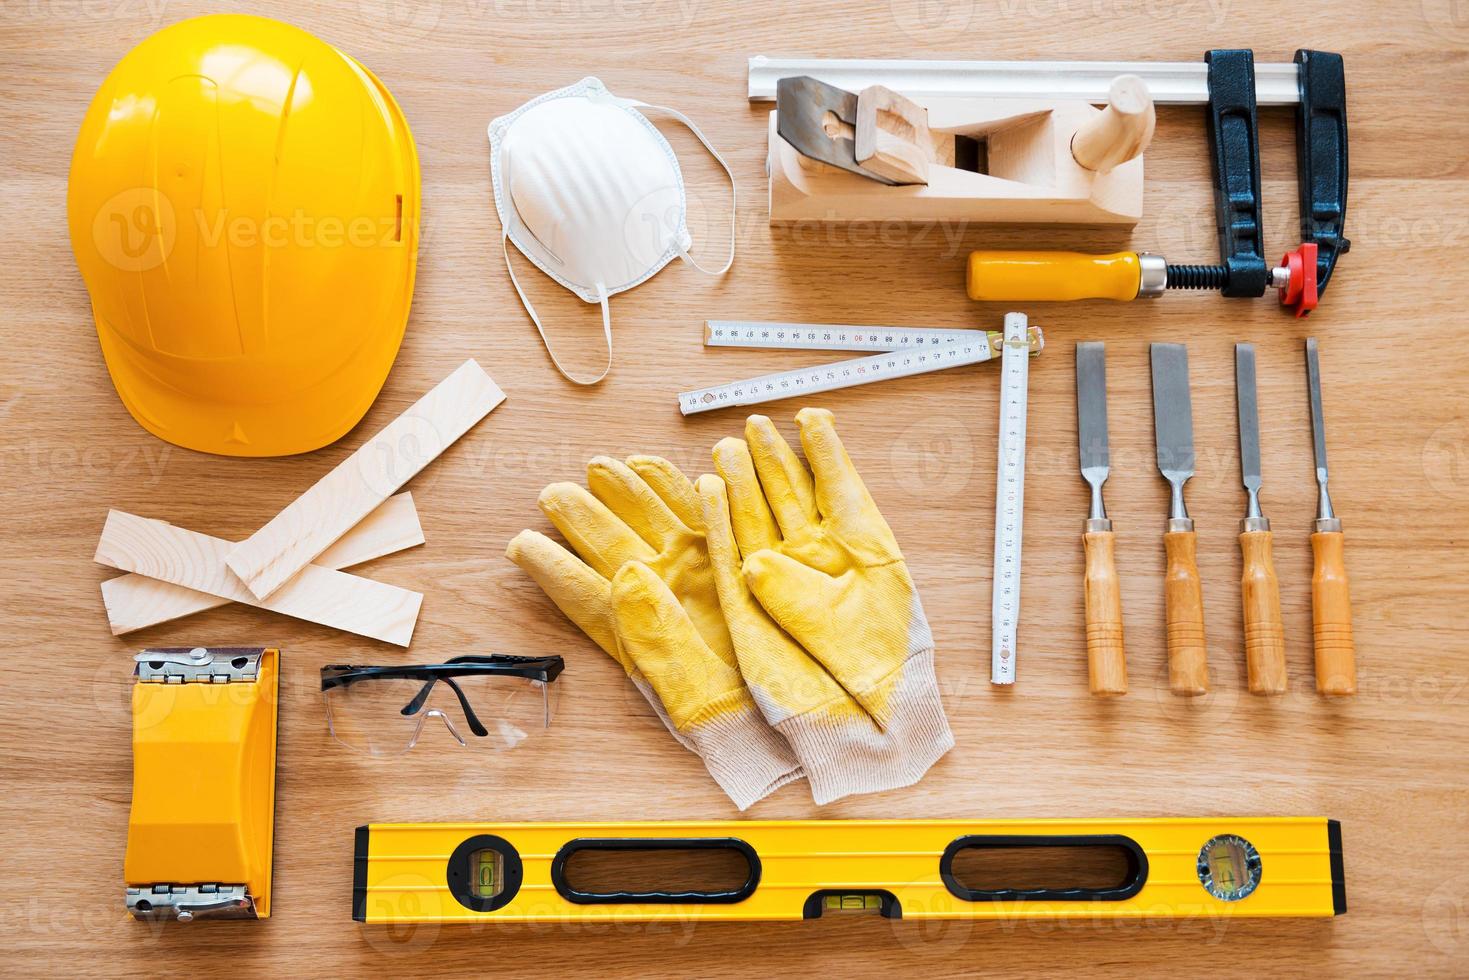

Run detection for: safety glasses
[[321, 655, 563, 757]]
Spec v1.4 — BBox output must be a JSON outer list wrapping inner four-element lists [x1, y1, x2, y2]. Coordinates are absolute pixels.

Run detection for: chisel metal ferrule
[[1167, 481, 1189, 522], [1316, 482, 1338, 526], [1244, 486, 1264, 521], [1085, 517, 1113, 533], [1086, 480, 1108, 523], [1315, 516, 1342, 533], [1167, 517, 1194, 533], [1240, 515, 1270, 533]]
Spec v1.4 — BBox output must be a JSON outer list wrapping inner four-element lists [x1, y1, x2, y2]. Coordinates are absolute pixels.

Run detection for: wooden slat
[[225, 359, 504, 600], [100, 493, 425, 634], [96, 511, 422, 646]]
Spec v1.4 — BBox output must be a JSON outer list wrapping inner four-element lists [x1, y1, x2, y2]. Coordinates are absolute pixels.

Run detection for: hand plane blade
[[776, 75, 900, 185]]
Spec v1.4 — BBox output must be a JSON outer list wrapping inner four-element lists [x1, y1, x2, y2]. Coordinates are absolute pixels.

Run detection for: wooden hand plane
[[769, 74, 1154, 225]]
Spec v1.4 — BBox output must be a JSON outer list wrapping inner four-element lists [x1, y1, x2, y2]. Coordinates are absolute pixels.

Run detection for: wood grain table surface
[[4, 0, 1468, 975]]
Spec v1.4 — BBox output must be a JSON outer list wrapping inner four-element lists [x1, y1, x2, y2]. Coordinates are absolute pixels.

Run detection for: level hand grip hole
[[940, 834, 1147, 902], [949, 843, 1129, 891], [552, 838, 760, 905]]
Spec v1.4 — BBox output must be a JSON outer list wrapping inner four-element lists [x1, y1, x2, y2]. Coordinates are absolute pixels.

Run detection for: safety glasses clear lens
[[324, 673, 558, 757]]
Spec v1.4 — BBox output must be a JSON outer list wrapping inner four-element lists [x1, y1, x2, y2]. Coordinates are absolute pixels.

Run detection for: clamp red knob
[[1277, 242, 1319, 317]]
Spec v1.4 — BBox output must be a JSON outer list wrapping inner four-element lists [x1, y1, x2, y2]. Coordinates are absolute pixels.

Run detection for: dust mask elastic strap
[[619, 97, 737, 276], [501, 235, 613, 386]]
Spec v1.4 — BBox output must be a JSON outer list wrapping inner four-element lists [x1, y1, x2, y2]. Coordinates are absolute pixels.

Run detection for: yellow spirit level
[[124, 647, 279, 921], [353, 817, 1345, 923]]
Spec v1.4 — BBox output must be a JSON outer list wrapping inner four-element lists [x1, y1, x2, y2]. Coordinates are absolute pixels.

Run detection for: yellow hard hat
[[68, 14, 420, 457]]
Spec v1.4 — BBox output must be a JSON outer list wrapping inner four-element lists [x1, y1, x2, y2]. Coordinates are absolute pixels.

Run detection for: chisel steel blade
[[1235, 343, 1263, 495], [1149, 344, 1195, 485], [1306, 338, 1328, 485], [1076, 342, 1110, 484], [1234, 343, 1270, 526]]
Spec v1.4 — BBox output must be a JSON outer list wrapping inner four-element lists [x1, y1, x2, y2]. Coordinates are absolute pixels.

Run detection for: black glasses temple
[[400, 675, 489, 738]]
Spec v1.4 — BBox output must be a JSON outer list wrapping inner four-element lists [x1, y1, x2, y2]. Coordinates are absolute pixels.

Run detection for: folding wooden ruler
[[990, 312, 1030, 685], [679, 316, 1041, 414], [682, 314, 1041, 683]]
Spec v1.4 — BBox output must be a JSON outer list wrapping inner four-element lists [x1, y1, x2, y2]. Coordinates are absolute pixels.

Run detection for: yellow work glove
[[700, 409, 952, 804], [506, 455, 803, 810]]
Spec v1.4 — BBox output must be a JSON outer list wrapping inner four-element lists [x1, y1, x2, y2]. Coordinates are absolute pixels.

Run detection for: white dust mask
[[488, 77, 736, 384]]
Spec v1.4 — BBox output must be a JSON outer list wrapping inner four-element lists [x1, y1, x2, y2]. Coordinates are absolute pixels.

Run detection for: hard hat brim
[[94, 305, 408, 457]]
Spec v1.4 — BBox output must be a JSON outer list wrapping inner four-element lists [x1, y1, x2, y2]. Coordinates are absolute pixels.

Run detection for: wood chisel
[[1149, 344, 1209, 696], [1235, 344, 1288, 695], [1075, 343, 1126, 696], [1305, 339, 1356, 695]]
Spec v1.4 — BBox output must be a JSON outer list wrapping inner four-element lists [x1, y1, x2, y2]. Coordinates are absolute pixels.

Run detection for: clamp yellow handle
[[967, 251, 1142, 303]]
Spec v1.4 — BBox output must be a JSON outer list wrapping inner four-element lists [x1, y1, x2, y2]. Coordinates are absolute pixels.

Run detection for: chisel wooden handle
[[1163, 530, 1208, 696], [1083, 530, 1127, 696], [1311, 530, 1356, 695], [1239, 529, 1287, 695]]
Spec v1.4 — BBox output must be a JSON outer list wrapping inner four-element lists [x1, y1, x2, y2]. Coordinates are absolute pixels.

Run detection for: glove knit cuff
[[685, 690, 806, 810], [776, 647, 952, 805]]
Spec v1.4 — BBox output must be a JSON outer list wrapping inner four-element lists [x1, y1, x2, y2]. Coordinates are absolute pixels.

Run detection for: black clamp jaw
[[1293, 49, 1349, 296], [1205, 49, 1268, 298], [1177, 48, 1349, 315]]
